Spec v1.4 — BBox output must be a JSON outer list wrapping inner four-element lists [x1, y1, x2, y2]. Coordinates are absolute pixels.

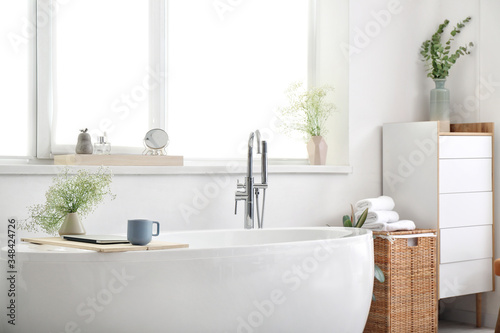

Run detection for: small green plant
[[342, 205, 368, 228], [342, 205, 385, 300], [278, 81, 335, 142], [19, 167, 116, 235], [420, 17, 474, 79]]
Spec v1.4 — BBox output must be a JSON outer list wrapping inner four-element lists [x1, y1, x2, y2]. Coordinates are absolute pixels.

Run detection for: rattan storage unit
[[364, 229, 438, 333]]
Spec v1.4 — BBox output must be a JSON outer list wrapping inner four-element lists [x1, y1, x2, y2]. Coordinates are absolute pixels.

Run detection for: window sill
[[0, 161, 352, 175]]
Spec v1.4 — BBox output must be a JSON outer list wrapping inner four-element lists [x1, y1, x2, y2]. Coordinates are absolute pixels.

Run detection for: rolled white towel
[[355, 196, 395, 212], [362, 220, 416, 232], [355, 210, 399, 224]]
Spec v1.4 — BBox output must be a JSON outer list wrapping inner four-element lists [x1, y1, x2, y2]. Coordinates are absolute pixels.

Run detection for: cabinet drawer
[[439, 159, 492, 193], [439, 136, 492, 158], [439, 259, 493, 298], [440, 225, 492, 263], [439, 192, 493, 228]]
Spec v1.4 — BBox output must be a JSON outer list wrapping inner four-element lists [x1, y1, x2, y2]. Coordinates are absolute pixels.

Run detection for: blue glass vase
[[430, 79, 450, 132]]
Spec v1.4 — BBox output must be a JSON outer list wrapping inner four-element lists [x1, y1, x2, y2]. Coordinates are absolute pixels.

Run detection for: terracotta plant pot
[[307, 136, 327, 165]]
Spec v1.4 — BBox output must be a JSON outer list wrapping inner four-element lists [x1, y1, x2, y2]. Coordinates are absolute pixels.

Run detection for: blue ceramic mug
[[127, 219, 160, 245]]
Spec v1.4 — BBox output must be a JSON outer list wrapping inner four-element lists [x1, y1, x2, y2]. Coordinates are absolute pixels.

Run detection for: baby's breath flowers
[[278, 81, 335, 142], [19, 167, 116, 235]]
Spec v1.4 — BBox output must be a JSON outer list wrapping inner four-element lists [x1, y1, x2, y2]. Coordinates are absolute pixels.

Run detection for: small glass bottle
[[103, 132, 111, 154], [94, 136, 111, 155]]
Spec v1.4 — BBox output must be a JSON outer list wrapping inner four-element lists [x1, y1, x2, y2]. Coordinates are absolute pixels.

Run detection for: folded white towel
[[362, 220, 416, 232], [355, 196, 395, 212], [355, 210, 399, 224]]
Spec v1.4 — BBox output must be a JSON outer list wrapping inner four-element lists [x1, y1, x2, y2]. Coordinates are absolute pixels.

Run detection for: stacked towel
[[354, 195, 416, 232], [355, 210, 399, 224], [355, 196, 395, 212], [362, 220, 416, 232]]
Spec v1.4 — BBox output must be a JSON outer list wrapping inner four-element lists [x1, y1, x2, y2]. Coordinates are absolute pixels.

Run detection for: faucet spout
[[248, 132, 255, 149], [255, 130, 262, 154], [247, 132, 254, 179]]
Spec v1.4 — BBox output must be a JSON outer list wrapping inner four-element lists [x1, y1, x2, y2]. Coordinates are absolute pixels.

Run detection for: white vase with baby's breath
[[19, 167, 116, 236], [278, 81, 335, 165]]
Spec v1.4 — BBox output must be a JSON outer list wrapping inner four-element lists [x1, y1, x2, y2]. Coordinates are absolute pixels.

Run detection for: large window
[[166, 0, 309, 160], [49, 0, 151, 154], [41, 0, 311, 160], [0, 0, 34, 157], [5, 0, 349, 165]]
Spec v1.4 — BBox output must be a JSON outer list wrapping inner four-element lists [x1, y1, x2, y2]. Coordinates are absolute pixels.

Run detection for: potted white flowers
[[278, 82, 335, 165], [20, 167, 116, 236]]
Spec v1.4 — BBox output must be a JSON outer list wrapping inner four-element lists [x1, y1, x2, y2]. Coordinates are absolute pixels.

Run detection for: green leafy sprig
[[278, 82, 335, 142], [19, 167, 116, 235], [420, 17, 474, 79], [342, 205, 368, 228]]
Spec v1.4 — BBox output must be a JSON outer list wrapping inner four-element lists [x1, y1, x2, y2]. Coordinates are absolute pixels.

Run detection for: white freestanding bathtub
[[1, 227, 374, 333]]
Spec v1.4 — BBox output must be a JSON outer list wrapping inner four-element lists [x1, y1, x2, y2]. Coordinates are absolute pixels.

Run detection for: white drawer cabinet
[[440, 226, 492, 263], [439, 159, 492, 193], [440, 259, 493, 299], [383, 121, 494, 302], [439, 136, 492, 158], [439, 192, 493, 228]]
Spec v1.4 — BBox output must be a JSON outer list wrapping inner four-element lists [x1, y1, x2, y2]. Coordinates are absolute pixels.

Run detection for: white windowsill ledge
[[0, 164, 352, 175]]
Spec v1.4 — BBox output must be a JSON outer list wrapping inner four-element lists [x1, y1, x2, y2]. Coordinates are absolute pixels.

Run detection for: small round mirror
[[143, 129, 169, 155]]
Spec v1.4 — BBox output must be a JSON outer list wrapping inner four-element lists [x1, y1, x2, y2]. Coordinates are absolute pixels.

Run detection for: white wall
[[1, 0, 499, 328], [0, 171, 369, 236]]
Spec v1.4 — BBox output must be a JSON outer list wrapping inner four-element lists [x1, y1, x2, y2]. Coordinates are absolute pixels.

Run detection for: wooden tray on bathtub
[[21, 237, 189, 253]]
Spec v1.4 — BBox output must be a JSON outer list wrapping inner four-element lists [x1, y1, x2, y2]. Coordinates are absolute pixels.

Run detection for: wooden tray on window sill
[[54, 154, 184, 166]]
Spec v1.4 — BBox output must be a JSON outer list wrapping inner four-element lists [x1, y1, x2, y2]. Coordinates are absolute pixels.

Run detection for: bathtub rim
[[2, 227, 373, 262]]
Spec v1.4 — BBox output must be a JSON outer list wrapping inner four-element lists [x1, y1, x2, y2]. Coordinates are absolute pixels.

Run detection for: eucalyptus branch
[[420, 17, 473, 79]]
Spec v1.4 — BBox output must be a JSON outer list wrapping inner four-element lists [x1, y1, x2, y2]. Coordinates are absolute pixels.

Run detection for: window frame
[[33, 0, 349, 169], [36, 0, 166, 158], [0, 0, 37, 159], [36, 0, 52, 159]]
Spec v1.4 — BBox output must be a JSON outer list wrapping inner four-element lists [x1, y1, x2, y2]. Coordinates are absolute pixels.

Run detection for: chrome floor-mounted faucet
[[235, 130, 268, 229]]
